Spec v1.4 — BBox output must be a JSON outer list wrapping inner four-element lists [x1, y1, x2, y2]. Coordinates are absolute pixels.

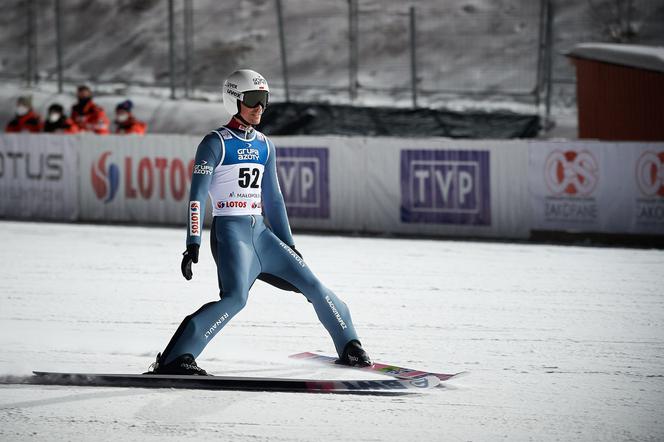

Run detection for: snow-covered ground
[[0, 221, 663, 441]]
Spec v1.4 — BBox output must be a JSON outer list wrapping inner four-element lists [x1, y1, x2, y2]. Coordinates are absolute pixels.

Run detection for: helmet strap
[[233, 111, 253, 128], [230, 115, 254, 139]]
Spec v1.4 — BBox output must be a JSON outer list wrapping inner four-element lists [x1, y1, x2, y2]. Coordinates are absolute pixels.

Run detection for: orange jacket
[[71, 101, 110, 134], [5, 110, 43, 133], [115, 117, 147, 135], [43, 117, 80, 134]]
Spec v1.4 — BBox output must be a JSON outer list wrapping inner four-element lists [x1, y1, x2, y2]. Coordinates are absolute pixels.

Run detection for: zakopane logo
[[91, 151, 119, 202], [544, 150, 598, 197], [636, 151, 664, 198]]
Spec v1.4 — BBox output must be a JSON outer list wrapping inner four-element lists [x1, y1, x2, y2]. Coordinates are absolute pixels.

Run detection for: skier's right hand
[[181, 244, 200, 280]]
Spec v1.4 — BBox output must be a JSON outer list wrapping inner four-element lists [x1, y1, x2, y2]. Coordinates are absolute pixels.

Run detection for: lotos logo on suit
[[91, 151, 119, 203], [189, 201, 201, 236]]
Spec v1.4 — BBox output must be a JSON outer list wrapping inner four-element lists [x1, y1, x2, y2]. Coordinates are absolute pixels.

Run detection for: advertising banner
[[78, 134, 200, 224], [0, 134, 78, 220], [276, 147, 330, 219], [360, 138, 530, 239], [400, 149, 491, 225], [271, 137, 366, 232], [529, 141, 664, 235], [633, 147, 664, 233], [5, 134, 659, 239]]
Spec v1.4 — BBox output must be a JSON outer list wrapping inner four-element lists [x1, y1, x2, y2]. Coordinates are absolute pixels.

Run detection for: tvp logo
[[276, 147, 330, 218], [636, 151, 664, 198], [400, 149, 491, 225], [91, 151, 119, 203], [544, 150, 598, 197]]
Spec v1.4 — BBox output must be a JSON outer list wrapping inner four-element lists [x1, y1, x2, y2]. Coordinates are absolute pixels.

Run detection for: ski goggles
[[241, 90, 269, 109]]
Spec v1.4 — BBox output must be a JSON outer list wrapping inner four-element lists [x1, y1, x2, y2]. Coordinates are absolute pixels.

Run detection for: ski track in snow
[[0, 221, 662, 441]]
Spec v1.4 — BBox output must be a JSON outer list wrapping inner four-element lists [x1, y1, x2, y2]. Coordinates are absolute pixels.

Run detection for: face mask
[[16, 105, 29, 116], [116, 113, 129, 123], [78, 96, 91, 106], [48, 113, 61, 123]]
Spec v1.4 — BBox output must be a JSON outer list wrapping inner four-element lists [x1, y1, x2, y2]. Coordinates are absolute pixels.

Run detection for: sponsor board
[[276, 147, 330, 218], [634, 150, 664, 227], [542, 149, 599, 224], [400, 149, 491, 225], [80, 135, 201, 224], [91, 150, 194, 203], [529, 142, 664, 235], [0, 134, 78, 220]]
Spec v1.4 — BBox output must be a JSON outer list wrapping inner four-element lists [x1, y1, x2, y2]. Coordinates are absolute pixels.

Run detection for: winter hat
[[48, 103, 64, 113], [116, 100, 133, 112], [17, 96, 32, 108]]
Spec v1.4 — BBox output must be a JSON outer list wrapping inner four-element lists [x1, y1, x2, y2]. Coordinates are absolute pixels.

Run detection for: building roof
[[567, 43, 664, 73]]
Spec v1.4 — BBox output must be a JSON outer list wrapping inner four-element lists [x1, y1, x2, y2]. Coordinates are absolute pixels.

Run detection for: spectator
[[5, 96, 43, 133], [43, 103, 79, 134], [114, 100, 147, 135], [71, 85, 110, 134]]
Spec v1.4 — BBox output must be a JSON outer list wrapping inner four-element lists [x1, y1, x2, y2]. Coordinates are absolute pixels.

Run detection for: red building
[[568, 43, 664, 141]]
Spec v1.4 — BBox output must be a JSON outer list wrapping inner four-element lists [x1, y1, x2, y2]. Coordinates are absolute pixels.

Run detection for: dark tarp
[[258, 103, 540, 139]]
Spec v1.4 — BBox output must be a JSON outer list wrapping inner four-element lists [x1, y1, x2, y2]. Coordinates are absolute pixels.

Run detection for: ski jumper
[[160, 124, 360, 364]]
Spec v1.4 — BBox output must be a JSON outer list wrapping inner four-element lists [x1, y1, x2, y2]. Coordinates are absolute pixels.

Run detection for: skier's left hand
[[181, 244, 199, 280]]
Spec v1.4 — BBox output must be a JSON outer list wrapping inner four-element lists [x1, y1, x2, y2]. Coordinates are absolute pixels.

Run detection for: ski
[[29, 371, 439, 394], [289, 352, 464, 382]]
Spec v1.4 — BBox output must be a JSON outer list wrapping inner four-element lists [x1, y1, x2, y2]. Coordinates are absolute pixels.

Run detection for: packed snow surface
[[0, 221, 662, 441]]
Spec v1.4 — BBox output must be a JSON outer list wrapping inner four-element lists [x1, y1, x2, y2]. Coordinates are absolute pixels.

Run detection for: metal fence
[[2, 0, 663, 115]]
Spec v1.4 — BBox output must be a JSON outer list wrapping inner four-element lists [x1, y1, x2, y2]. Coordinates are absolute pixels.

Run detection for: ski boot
[[338, 340, 372, 367], [146, 352, 208, 376]]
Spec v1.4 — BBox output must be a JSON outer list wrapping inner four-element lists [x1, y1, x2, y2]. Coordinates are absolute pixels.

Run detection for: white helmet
[[222, 69, 270, 116]]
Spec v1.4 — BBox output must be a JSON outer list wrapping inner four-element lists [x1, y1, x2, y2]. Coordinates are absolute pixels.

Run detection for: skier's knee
[[224, 290, 248, 311], [306, 279, 325, 295]]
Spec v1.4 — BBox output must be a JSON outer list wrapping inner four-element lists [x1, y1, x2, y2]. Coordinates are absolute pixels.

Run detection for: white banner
[[529, 141, 664, 235], [78, 134, 202, 224], [363, 138, 530, 239], [3, 134, 662, 239], [0, 134, 78, 220], [272, 137, 531, 239], [272, 136, 364, 231]]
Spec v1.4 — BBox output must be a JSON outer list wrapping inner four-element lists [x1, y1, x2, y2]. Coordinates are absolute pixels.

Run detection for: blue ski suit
[[160, 123, 360, 364]]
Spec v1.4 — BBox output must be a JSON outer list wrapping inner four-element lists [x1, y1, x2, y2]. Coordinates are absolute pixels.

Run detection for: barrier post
[[276, 0, 291, 102], [409, 6, 418, 108]]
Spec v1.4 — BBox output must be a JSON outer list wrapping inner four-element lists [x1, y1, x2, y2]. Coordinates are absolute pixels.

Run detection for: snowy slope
[[2, 1, 663, 138], [1, 221, 663, 440]]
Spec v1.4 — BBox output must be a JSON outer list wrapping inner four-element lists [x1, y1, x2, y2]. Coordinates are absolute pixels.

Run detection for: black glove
[[290, 245, 303, 259], [181, 244, 199, 281]]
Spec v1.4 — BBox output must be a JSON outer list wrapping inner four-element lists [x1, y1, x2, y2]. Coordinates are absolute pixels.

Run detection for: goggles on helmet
[[241, 90, 269, 109]]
